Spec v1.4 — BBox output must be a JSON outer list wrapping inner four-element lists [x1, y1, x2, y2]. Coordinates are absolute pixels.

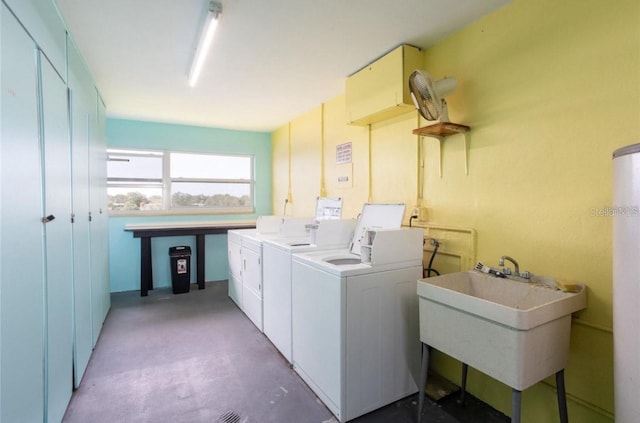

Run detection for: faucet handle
[[520, 271, 533, 279], [502, 267, 512, 275]]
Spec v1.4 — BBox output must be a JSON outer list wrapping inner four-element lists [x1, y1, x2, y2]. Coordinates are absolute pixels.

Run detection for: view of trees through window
[[107, 149, 254, 213], [108, 192, 251, 211], [108, 191, 162, 211]]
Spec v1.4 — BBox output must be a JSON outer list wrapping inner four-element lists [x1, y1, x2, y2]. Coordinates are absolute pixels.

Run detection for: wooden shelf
[[412, 122, 470, 138], [413, 122, 471, 177]]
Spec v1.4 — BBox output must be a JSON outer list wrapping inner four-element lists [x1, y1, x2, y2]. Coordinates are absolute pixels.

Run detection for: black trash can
[[169, 246, 191, 294]]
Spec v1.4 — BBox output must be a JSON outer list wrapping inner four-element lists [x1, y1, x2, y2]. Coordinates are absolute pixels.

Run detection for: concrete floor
[[63, 281, 508, 423]]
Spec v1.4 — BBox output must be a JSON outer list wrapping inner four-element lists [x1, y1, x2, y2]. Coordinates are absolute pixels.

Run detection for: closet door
[[0, 5, 46, 422], [96, 95, 110, 323], [68, 37, 94, 387], [89, 94, 109, 345], [40, 52, 74, 423]]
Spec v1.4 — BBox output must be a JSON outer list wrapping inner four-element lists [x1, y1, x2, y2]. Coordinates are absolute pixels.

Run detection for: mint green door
[[89, 95, 109, 345], [40, 51, 74, 423], [68, 37, 94, 388]]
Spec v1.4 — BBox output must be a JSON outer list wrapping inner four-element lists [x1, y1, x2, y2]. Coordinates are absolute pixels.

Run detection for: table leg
[[140, 237, 152, 296], [196, 234, 205, 290]]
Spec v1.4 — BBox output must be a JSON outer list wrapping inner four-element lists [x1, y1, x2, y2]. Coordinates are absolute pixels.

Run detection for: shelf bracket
[[464, 132, 470, 176], [434, 136, 444, 178]]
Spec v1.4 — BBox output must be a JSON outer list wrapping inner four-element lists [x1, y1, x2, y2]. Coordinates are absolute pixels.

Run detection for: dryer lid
[[349, 203, 405, 255]]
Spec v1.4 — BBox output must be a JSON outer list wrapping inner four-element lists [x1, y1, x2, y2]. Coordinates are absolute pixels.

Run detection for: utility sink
[[417, 270, 587, 390]]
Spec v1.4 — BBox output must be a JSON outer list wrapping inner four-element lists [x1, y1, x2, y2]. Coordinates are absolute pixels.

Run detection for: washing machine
[[227, 216, 312, 331], [291, 204, 424, 422], [262, 218, 357, 363]]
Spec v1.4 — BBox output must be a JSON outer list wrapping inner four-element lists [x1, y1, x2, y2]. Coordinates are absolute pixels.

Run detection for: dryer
[[227, 216, 311, 331]]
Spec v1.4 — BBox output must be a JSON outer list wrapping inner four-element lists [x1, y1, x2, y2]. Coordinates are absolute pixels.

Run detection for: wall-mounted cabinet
[[345, 44, 424, 126], [4, 0, 67, 81]]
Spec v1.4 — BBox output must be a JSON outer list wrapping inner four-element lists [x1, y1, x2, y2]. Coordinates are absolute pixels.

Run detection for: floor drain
[[217, 410, 241, 423]]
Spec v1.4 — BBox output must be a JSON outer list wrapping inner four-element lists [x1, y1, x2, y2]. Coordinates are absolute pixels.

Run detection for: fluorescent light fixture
[[188, 1, 222, 87]]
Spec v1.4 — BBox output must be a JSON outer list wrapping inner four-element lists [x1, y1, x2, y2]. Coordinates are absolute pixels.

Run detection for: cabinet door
[[0, 5, 46, 422], [40, 52, 74, 423]]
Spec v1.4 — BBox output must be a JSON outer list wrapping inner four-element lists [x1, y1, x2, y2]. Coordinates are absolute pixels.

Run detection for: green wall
[[107, 118, 271, 293]]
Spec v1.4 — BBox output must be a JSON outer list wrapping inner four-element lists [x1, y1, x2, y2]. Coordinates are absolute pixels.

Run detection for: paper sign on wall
[[337, 163, 353, 188], [336, 142, 352, 164]]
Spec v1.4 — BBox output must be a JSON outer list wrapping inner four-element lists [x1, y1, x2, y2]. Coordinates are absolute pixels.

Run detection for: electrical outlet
[[418, 207, 428, 221]]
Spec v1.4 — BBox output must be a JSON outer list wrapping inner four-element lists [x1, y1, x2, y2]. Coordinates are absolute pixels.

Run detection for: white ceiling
[[55, 0, 510, 132]]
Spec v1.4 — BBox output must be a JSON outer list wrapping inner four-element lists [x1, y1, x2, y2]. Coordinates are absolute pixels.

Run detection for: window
[[107, 149, 254, 214]]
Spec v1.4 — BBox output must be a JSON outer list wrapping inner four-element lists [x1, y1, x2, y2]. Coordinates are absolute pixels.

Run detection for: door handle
[[41, 214, 55, 223]]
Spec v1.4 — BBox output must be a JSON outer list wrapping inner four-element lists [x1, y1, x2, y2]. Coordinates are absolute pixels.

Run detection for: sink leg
[[458, 363, 468, 405], [511, 389, 521, 423], [556, 369, 568, 423], [418, 343, 430, 423]]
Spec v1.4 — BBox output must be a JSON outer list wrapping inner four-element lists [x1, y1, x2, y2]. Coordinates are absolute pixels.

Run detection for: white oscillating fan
[[408, 70, 457, 122]]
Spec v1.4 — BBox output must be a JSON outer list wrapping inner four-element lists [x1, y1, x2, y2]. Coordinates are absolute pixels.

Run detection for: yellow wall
[[271, 0, 640, 420]]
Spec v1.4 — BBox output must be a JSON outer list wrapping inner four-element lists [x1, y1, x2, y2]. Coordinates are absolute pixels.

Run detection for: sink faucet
[[499, 255, 520, 276]]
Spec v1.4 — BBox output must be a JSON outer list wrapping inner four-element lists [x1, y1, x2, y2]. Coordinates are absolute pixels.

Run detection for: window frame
[[107, 148, 255, 216]]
